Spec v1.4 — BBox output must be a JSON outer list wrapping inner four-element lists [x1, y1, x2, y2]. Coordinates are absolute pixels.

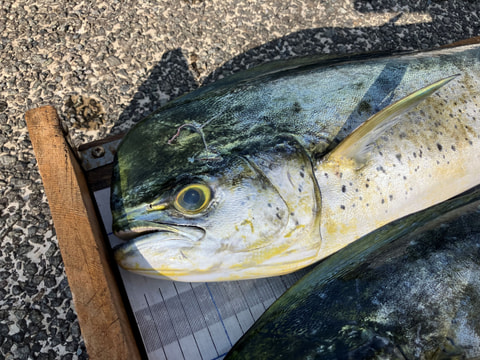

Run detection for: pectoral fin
[[328, 74, 459, 167]]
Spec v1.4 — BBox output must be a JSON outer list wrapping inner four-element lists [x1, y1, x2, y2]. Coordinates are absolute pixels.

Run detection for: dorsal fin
[[327, 74, 459, 166]]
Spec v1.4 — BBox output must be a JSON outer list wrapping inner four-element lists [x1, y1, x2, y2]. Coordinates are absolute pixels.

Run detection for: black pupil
[[183, 189, 201, 206]]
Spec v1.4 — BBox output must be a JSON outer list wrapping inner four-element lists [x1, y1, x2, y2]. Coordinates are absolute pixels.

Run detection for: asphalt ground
[[1, 0, 480, 358]]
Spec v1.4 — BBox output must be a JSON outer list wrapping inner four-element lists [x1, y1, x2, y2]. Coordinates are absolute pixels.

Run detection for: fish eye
[[174, 184, 211, 214]]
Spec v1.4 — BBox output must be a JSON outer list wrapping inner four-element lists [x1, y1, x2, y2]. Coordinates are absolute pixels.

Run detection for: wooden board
[[25, 106, 142, 360]]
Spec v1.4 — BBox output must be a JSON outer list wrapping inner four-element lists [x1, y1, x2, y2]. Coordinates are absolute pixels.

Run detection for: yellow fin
[[328, 74, 459, 166]]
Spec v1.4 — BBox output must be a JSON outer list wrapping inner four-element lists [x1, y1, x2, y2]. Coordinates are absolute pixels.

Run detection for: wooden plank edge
[[25, 106, 142, 360], [441, 36, 480, 48], [77, 132, 126, 152]]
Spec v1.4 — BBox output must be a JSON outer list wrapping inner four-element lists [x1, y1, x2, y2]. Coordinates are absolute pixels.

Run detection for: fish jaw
[[113, 226, 320, 282], [114, 226, 210, 279]]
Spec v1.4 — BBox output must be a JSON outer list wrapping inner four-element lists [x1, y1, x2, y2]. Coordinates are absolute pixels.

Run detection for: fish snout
[[113, 224, 207, 277]]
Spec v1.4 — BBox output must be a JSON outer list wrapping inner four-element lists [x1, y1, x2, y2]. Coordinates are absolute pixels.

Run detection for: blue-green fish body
[[112, 44, 480, 281], [226, 185, 480, 359]]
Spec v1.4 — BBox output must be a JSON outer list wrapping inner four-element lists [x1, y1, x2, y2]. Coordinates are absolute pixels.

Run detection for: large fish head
[[112, 118, 322, 281]]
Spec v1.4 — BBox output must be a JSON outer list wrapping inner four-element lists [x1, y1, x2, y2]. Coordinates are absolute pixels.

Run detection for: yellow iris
[[174, 184, 211, 214]]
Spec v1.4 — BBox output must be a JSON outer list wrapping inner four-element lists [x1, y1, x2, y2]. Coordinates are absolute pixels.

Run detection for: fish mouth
[[114, 219, 204, 240], [113, 222, 206, 276]]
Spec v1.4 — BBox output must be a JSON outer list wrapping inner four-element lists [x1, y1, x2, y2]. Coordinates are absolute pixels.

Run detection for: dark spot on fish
[[231, 104, 245, 113], [403, 176, 407, 180], [381, 199, 385, 204], [341, 185, 346, 193], [268, 203, 272, 208], [366, 203, 369, 207], [299, 171, 305, 178], [260, 115, 271, 123], [365, 183, 369, 188], [358, 100, 372, 113], [290, 212, 295, 216], [340, 205, 345, 210], [355, 188, 359, 193], [324, 173, 329, 178], [413, 152, 417, 158], [276, 213, 282, 220], [376, 166, 386, 173], [292, 101, 302, 113], [298, 186, 303, 193], [379, 151, 383, 156], [389, 195, 393, 201], [437, 143, 443, 151], [396, 154, 402, 162]]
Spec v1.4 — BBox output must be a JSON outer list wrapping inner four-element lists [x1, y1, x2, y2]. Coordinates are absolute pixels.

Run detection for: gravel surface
[[1, 0, 480, 358]]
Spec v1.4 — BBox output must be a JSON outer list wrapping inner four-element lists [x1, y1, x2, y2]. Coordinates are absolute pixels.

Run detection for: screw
[[91, 146, 105, 158]]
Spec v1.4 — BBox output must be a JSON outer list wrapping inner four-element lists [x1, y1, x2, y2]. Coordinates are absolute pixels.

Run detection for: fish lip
[[113, 225, 207, 274], [114, 220, 205, 242]]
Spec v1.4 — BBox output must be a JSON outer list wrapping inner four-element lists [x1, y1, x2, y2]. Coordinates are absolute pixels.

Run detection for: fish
[[225, 185, 480, 360], [111, 44, 480, 281]]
